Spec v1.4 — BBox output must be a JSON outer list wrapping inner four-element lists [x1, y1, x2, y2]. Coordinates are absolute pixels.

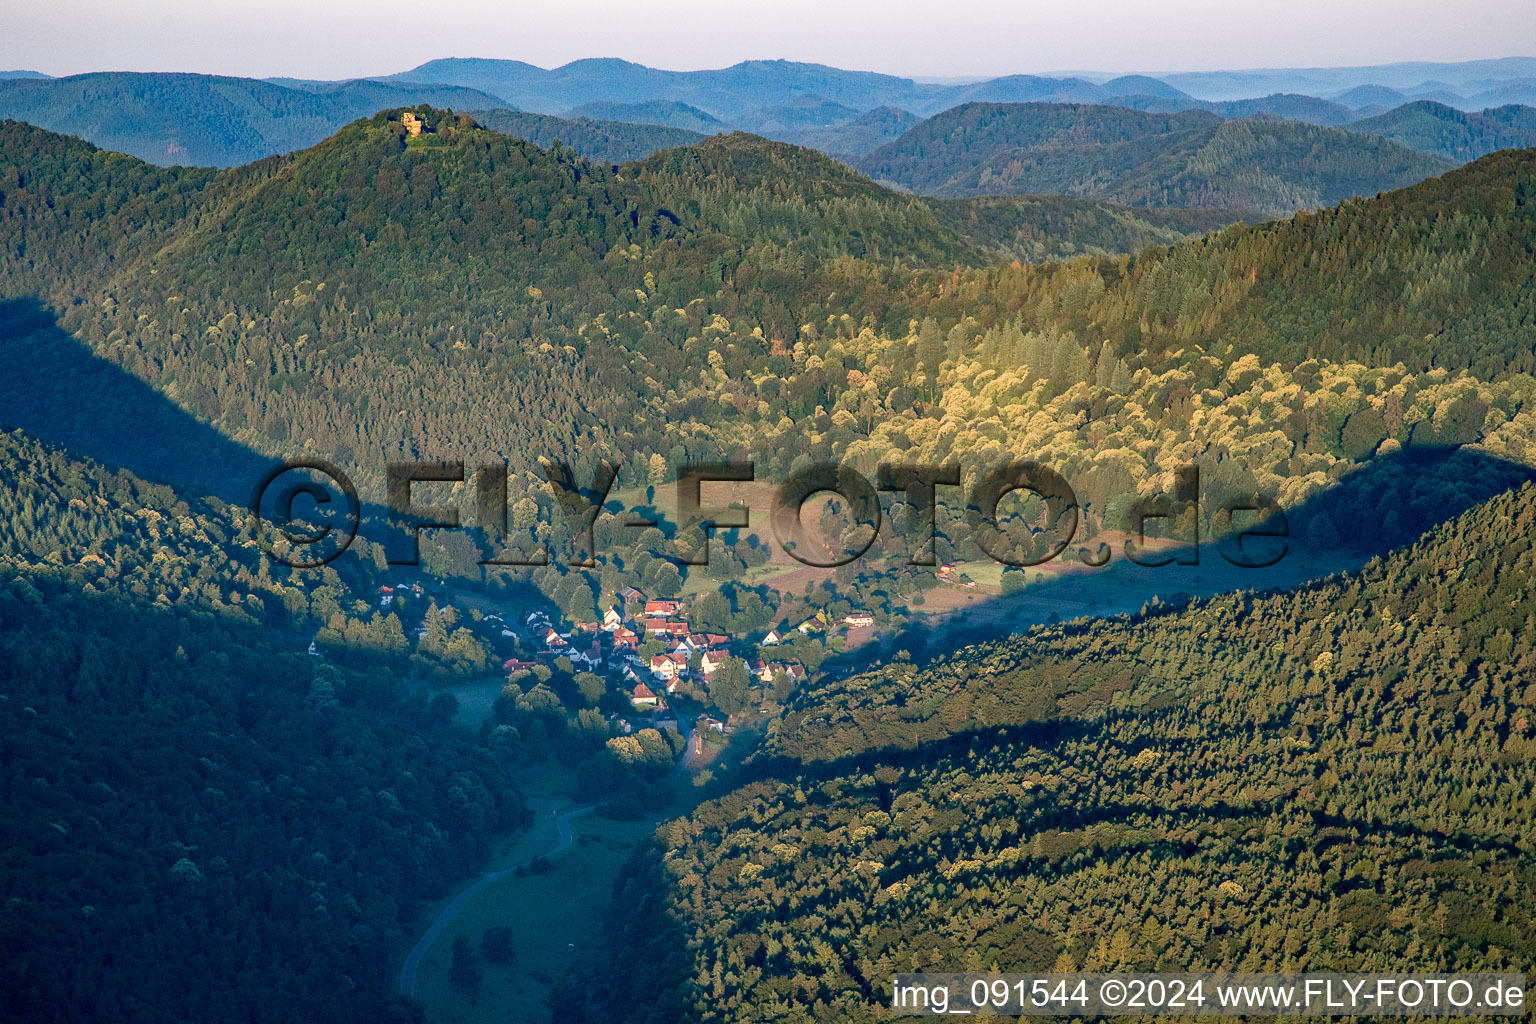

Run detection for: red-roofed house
[[699, 650, 728, 678], [630, 683, 659, 708], [649, 651, 688, 684]]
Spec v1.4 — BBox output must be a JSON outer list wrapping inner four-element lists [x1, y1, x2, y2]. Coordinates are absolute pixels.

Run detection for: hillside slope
[[932, 145, 1536, 377], [859, 102, 1452, 215], [578, 481, 1536, 1022], [777, 105, 921, 159], [928, 194, 1249, 262], [468, 107, 706, 164], [0, 426, 519, 1023], [1347, 101, 1536, 162], [623, 132, 976, 264]]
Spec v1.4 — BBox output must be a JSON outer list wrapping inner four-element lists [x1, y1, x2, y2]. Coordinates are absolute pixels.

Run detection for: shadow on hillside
[[583, 659, 1535, 1021], [592, 451, 1536, 1018], [740, 698, 1532, 859], [0, 298, 283, 503], [815, 445, 1536, 678], [0, 568, 518, 1022]]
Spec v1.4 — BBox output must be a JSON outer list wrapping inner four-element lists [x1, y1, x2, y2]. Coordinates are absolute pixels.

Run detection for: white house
[[649, 651, 688, 683]]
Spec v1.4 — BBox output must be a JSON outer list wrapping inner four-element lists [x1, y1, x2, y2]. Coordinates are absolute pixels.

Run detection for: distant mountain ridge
[[384, 56, 949, 120], [1110, 92, 1359, 126], [564, 99, 727, 133], [384, 55, 1536, 118], [3, 59, 1533, 178], [1152, 56, 1536, 101]]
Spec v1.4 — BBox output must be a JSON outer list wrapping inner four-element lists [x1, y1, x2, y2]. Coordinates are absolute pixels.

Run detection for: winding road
[[397, 727, 700, 997]]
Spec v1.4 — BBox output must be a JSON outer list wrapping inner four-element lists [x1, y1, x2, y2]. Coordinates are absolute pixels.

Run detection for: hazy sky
[[4, 0, 1532, 80]]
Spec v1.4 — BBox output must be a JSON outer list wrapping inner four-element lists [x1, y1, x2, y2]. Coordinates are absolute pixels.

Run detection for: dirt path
[[398, 802, 598, 997]]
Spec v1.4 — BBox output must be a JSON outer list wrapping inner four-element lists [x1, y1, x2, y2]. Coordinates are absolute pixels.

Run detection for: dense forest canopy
[[856, 102, 1454, 214], [0, 80, 1534, 1024], [1, 112, 1534, 530], [0, 428, 521, 1023], [1348, 101, 1536, 162]]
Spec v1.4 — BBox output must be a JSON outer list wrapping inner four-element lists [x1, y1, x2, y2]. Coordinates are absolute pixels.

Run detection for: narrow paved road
[[398, 802, 596, 996], [671, 727, 701, 778], [397, 726, 699, 998]]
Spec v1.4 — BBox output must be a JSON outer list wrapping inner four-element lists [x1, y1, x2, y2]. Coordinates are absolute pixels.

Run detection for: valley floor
[[396, 739, 730, 1024]]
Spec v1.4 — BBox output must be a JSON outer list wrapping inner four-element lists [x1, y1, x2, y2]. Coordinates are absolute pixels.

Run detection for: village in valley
[[498, 585, 870, 734], [296, 473, 1105, 779], [335, 572, 885, 742]]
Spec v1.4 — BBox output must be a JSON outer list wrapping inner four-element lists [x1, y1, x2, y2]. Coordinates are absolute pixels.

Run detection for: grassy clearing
[[410, 810, 661, 1024]]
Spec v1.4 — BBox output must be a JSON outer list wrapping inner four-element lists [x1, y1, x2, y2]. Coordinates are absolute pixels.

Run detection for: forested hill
[[858, 102, 1453, 215], [771, 105, 921, 160], [0, 425, 521, 1023], [1347, 101, 1536, 162], [1112, 91, 1358, 126], [576, 481, 1536, 1022], [565, 100, 730, 133], [770, 475, 1536, 763], [860, 102, 1223, 193], [3, 112, 1533, 500], [954, 145, 1536, 377], [623, 132, 976, 264], [0, 121, 222, 301], [0, 112, 989, 491], [0, 71, 508, 166]]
